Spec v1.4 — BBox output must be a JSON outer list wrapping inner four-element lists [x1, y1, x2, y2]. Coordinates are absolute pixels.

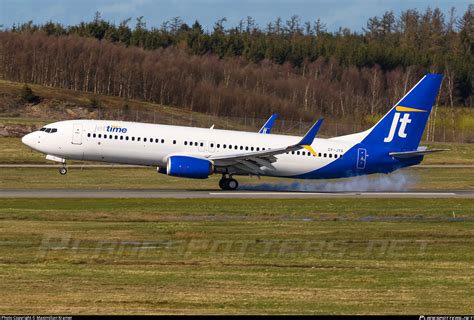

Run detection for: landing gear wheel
[[219, 178, 227, 190], [227, 178, 238, 190], [219, 177, 239, 190], [59, 166, 67, 175]]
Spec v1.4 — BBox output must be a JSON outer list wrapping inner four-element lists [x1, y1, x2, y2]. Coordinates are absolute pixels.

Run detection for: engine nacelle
[[166, 155, 213, 179]]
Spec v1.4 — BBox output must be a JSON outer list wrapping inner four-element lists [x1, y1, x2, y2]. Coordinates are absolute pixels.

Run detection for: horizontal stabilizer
[[389, 148, 449, 158]]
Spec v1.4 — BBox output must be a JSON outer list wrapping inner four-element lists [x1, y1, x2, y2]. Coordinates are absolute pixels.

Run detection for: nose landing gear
[[219, 175, 239, 190], [58, 163, 68, 175]]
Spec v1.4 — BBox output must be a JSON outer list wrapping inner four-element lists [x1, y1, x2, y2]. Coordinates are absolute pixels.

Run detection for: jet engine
[[165, 155, 213, 179]]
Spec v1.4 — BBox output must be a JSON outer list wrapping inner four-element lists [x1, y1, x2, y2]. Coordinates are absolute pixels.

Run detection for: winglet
[[297, 118, 324, 146], [258, 113, 279, 134]]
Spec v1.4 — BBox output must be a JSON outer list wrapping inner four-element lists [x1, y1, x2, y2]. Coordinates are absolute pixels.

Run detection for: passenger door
[[72, 123, 82, 145]]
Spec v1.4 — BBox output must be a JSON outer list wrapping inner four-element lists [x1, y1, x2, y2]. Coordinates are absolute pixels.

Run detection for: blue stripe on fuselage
[[290, 144, 423, 179]]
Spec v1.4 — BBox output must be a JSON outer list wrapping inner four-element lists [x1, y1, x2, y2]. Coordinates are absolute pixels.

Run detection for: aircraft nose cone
[[21, 132, 36, 148]]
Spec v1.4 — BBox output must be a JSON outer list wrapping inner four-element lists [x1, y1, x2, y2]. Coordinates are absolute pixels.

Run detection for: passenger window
[[234, 145, 238, 150], [161, 139, 164, 143], [174, 140, 177, 145], [210, 143, 213, 148], [126, 136, 129, 141], [256, 147, 260, 151], [137, 137, 140, 141], [93, 133, 96, 138], [324, 153, 327, 157], [329, 154, 332, 158], [245, 146, 249, 151], [40, 128, 46, 131], [98, 134, 102, 138], [132, 137, 135, 141], [87, 133, 91, 137], [240, 146, 243, 150], [155, 138, 159, 143], [144, 138, 147, 142], [185, 141, 188, 146], [120, 136, 124, 140], [251, 147, 254, 151], [223, 144, 226, 149], [45, 128, 51, 133], [296, 151, 300, 155], [334, 154, 338, 158], [217, 144, 220, 148], [51, 128, 57, 133]]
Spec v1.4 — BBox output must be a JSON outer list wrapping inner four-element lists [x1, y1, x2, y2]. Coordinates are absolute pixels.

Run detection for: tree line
[[0, 5, 472, 121]]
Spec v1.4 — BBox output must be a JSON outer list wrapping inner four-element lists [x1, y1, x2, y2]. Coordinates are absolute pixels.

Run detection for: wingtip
[[297, 118, 324, 146]]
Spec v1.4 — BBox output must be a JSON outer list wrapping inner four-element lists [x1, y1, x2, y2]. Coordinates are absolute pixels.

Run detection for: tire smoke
[[239, 172, 417, 192]]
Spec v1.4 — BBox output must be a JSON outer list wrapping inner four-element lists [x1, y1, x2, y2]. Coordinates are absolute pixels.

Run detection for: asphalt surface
[[1, 189, 473, 198]]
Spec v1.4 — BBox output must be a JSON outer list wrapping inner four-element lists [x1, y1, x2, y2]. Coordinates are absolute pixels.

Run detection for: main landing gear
[[58, 163, 68, 175], [219, 175, 239, 190]]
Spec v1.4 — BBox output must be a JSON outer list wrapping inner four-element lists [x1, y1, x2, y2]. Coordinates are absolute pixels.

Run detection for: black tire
[[59, 167, 67, 175], [227, 178, 238, 190], [219, 178, 228, 190]]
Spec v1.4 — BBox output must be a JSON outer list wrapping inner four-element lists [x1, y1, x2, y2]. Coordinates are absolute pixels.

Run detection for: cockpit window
[[40, 127, 57, 133]]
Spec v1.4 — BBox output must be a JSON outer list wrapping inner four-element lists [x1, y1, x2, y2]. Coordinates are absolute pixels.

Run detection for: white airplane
[[22, 74, 446, 190]]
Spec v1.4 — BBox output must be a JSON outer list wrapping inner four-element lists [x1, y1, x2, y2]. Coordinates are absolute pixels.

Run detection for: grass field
[[0, 198, 473, 314], [1, 106, 473, 314]]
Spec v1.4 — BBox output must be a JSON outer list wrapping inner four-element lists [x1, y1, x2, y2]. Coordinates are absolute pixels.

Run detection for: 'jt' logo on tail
[[384, 112, 412, 143]]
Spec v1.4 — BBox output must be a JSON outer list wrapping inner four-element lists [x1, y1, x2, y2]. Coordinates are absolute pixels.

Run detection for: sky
[[0, 0, 471, 32]]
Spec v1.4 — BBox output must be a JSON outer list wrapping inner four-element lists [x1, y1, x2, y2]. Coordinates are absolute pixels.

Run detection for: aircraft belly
[[263, 157, 332, 177]]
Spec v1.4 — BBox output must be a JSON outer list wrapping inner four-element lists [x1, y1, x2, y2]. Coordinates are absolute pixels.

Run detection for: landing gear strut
[[219, 175, 238, 190], [58, 163, 68, 175]]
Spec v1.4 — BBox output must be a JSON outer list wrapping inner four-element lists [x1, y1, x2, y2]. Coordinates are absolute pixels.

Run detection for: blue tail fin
[[362, 74, 443, 151], [258, 113, 278, 134]]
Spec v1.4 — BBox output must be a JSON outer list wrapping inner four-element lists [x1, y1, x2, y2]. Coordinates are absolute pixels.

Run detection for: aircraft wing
[[258, 113, 278, 134], [207, 118, 323, 175]]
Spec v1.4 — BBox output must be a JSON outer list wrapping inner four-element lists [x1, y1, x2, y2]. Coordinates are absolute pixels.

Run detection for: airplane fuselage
[[22, 119, 420, 180]]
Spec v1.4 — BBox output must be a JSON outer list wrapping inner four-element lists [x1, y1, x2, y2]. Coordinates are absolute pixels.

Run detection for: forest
[[0, 5, 472, 122]]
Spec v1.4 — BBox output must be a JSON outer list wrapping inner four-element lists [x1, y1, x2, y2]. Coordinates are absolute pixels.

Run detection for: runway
[[1, 189, 473, 198]]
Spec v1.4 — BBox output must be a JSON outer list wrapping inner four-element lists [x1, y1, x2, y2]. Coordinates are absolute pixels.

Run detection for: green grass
[[422, 142, 474, 165], [1, 166, 473, 190], [0, 198, 472, 314]]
